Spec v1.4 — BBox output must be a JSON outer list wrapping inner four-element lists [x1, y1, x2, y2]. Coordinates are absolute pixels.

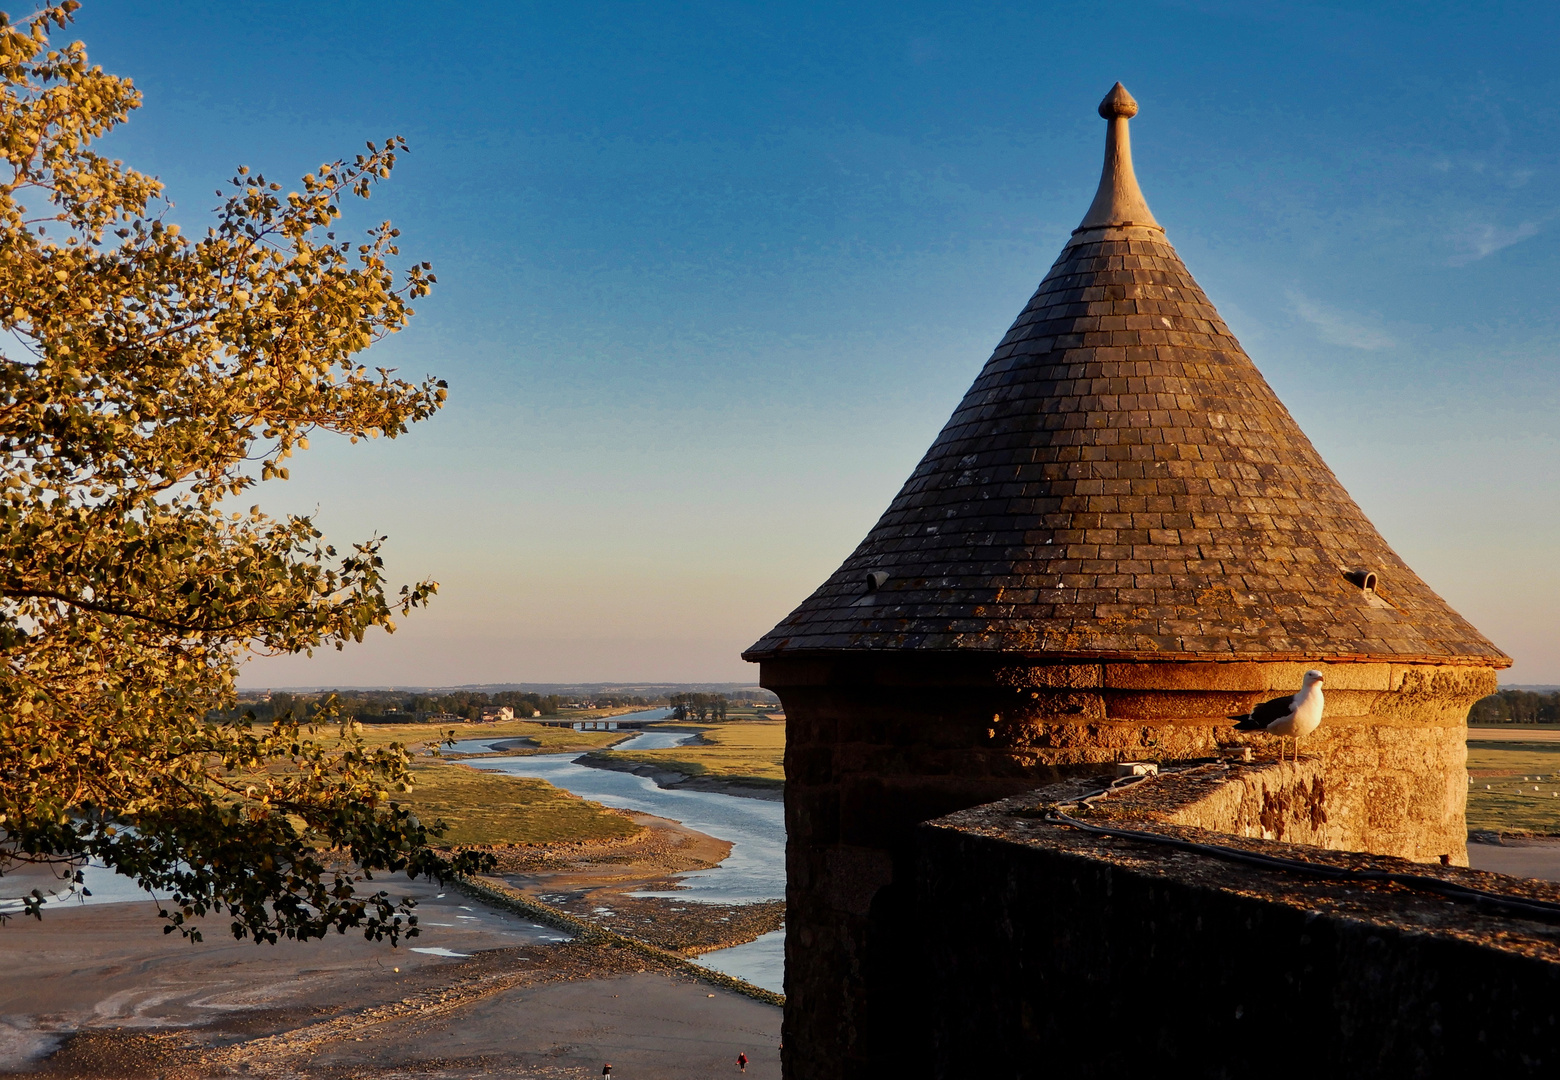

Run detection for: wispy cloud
[[1288, 291, 1396, 351], [1448, 220, 1543, 266]]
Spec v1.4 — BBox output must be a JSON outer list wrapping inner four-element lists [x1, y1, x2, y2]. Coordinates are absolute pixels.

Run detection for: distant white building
[[478, 706, 515, 723]]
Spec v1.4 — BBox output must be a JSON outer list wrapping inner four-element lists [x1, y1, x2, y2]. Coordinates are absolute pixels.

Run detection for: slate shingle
[[745, 225, 1506, 666]]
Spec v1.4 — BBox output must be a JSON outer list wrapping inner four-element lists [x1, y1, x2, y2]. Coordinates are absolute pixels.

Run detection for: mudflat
[[0, 877, 780, 1079], [488, 812, 785, 953]]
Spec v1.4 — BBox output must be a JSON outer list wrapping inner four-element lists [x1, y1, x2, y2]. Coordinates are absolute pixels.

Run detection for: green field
[[337, 715, 634, 757], [270, 715, 646, 847], [399, 762, 643, 847], [599, 720, 786, 785], [1467, 737, 1560, 835], [721, 705, 785, 722]]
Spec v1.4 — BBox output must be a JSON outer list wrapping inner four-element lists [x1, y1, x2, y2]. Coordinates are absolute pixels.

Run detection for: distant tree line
[[669, 692, 728, 721], [1469, 690, 1560, 725], [212, 690, 661, 725]]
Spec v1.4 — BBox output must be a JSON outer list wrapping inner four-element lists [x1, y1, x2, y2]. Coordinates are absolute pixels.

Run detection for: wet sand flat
[[0, 877, 552, 1072], [242, 971, 780, 1080], [485, 812, 784, 955], [0, 877, 779, 1078]]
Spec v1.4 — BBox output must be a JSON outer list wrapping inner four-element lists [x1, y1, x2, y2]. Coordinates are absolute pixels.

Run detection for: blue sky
[[78, 1, 1560, 685]]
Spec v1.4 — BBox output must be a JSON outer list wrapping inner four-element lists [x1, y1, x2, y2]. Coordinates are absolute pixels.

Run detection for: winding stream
[[7, 710, 788, 994], [451, 709, 787, 990]]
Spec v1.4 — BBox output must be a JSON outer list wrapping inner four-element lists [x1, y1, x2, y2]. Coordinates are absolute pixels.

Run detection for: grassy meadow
[[720, 704, 786, 722], [386, 713, 788, 846], [399, 762, 643, 847], [597, 719, 786, 784], [272, 713, 648, 847], [1467, 731, 1560, 835], [349, 713, 638, 757]]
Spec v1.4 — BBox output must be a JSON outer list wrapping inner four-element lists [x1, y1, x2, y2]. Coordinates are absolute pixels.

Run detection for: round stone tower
[[746, 84, 1509, 1080]]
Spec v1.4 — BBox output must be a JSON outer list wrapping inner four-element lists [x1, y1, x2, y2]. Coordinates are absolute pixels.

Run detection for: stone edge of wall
[[910, 787, 1560, 1072]]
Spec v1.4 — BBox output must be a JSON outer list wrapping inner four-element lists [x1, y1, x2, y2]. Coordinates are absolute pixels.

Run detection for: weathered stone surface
[[766, 652, 1493, 1079], [1083, 759, 1333, 846], [1103, 659, 1395, 690], [912, 797, 1560, 1077]]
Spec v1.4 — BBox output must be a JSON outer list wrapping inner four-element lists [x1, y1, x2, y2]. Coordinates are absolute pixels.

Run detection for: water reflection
[[458, 714, 787, 992], [694, 928, 785, 991], [463, 749, 785, 905]]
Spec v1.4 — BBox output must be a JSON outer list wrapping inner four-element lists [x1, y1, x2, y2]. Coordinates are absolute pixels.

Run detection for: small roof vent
[[1344, 569, 1378, 593], [865, 571, 890, 594]]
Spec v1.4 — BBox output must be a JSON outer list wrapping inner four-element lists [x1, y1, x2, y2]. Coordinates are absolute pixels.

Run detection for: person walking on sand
[[602, 1066, 612, 1078], [737, 1052, 748, 1072]]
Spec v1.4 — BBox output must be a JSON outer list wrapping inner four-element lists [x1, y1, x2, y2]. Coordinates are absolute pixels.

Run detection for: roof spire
[[1076, 82, 1160, 232]]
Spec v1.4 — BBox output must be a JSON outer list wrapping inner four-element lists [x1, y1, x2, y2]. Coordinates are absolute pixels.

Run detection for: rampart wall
[[914, 788, 1560, 1077]]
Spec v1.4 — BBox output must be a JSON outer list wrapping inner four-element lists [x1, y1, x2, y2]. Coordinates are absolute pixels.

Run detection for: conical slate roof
[[747, 85, 1507, 666]]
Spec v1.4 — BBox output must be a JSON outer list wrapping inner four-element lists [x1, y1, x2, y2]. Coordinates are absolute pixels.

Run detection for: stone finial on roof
[[1076, 82, 1160, 233]]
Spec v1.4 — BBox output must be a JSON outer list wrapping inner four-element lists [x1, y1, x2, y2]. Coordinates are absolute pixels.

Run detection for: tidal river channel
[[10, 710, 788, 995], [449, 709, 787, 993]]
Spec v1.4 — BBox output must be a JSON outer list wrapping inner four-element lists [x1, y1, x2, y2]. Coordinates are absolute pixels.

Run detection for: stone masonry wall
[[764, 652, 1496, 1080], [912, 795, 1560, 1078], [1079, 758, 1334, 847]]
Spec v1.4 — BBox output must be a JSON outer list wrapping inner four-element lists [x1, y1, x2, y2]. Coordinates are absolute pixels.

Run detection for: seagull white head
[[1303, 669, 1324, 686]]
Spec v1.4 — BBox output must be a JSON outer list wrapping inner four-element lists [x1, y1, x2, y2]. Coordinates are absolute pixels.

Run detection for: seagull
[[1232, 669, 1325, 763]]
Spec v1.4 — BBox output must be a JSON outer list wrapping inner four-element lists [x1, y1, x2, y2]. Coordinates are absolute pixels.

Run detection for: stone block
[[1099, 660, 1393, 692], [992, 662, 1103, 688], [1100, 688, 1245, 720], [823, 846, 894, 916]]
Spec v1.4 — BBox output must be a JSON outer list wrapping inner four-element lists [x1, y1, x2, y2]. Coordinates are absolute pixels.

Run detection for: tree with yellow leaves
[[0, 3, 489, 943]]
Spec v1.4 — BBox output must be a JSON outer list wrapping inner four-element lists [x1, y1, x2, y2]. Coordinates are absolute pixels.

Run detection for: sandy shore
[[1468, 835, 1560, 883], [482, 813, 785, 955]]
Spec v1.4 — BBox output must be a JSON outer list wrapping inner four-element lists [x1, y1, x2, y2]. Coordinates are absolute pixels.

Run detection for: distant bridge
[[527, 718, 660, 732]]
